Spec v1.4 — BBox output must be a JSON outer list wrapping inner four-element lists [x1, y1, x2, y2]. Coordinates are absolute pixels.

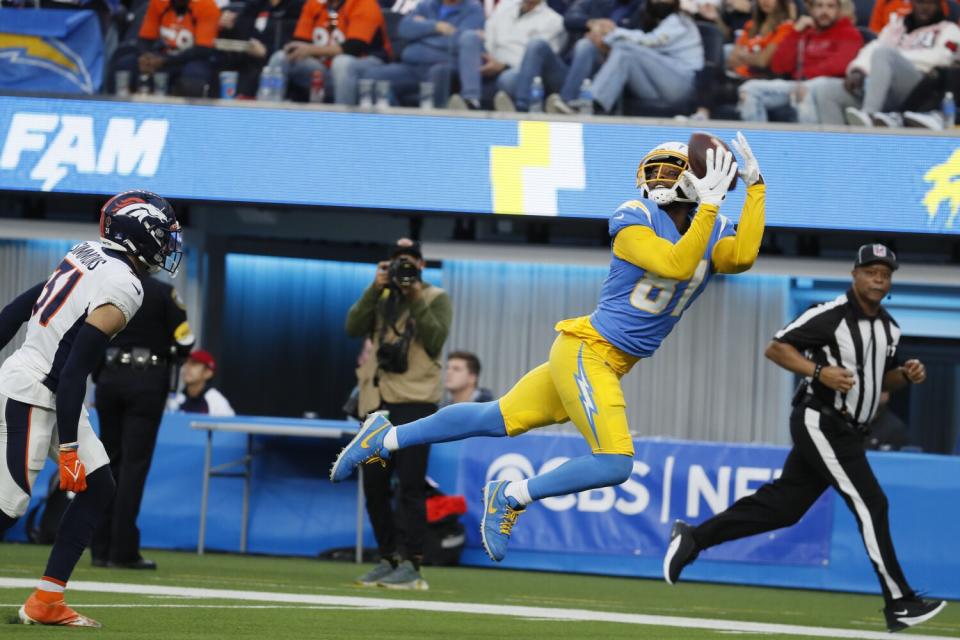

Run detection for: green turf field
[[1, 543, 957, 639]]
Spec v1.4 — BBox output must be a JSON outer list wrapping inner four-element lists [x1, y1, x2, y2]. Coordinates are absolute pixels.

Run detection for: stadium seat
[[853, 0, 873, 27]]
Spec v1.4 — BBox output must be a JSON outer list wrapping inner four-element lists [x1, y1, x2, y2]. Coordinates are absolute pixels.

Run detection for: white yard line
[[0, 577, 954, 640], [0, 604, 375, 610]]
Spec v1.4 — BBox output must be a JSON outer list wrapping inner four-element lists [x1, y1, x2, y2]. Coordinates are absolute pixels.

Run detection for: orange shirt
[[293, 0, 392, 56], [140, 0, 221, 53], [733, 20, 794, 77], [869, 0, 950, 33]]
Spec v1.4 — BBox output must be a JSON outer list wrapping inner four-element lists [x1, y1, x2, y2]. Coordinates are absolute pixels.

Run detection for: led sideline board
[[0, 95, 957, 235]]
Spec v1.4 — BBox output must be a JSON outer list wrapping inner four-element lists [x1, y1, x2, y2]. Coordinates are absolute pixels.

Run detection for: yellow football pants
[[498, 332, 634, 456]]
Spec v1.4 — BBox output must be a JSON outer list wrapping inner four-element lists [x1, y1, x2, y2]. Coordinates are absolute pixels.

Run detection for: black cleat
[[884, 597, 946, 632], [663, 520, 699, 585], [108, 556, 157, 570]]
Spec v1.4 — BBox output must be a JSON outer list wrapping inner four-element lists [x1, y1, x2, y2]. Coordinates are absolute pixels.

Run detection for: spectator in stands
[[108, 0, 220, 97], [721, 0, 754, 37], [738, 0, 862, 122], [495, 0, 645, 112], [168, 350, 235, 416], [811, 0, 960, 126], [217, 0, 305, 98], [265, 0, 393, 103], [728, 0, 795, 79], [685, 0, 733, 40], [359, 0, 485, 107], [870, 0, 910, 30], [442, 351, 494, 405], [899, 63, 959, 128], [447, 0, 565, 110], [869, 0, 948, 32], [586, 0, 704, 115], [685, 0, 791, 119]]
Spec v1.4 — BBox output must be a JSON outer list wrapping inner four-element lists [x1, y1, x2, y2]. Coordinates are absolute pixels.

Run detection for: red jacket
[[769, 17, 863, 80]]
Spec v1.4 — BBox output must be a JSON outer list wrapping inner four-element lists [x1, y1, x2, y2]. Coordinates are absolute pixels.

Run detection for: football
[[687, 131, 738, 191]]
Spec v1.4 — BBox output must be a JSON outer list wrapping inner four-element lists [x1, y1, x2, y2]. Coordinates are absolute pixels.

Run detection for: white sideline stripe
[[0, 603, 375, 610], [0, 577, 953, 640]]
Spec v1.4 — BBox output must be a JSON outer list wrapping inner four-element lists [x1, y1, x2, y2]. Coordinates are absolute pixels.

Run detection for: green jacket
[[345, 282, 452, 358]]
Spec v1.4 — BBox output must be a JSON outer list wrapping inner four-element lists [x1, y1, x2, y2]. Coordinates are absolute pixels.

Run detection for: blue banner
[[0, 10, 103, 95], [457, 435, 834, 566], [0, 94, 958, 234]]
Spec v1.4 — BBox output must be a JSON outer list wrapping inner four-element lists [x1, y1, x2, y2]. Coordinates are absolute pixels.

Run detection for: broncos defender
[[0, 190, 182, 627], [332, 133, 765, 562]]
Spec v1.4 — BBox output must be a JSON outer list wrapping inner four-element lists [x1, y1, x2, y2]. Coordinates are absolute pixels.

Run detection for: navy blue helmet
[[99, 190, 182, 276]]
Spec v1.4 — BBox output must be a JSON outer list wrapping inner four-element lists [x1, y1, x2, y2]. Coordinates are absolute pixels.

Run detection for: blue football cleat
[[330, 412, 393, 483], [480, 480, 525, 562]]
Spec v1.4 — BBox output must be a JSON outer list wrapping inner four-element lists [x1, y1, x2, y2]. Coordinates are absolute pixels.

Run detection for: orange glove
[[58, 444, 87, 492]]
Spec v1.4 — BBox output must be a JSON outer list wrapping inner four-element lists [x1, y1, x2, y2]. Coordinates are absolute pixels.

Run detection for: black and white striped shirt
[[774, 290, 902, 426]]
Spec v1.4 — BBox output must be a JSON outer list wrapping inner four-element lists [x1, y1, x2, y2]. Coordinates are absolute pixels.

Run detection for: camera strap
[[379, 291, 414, 343], [373, 291, 416, 383]]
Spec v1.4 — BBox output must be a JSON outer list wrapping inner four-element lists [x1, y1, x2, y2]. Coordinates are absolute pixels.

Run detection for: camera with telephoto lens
[[388, 257, 421, 288]]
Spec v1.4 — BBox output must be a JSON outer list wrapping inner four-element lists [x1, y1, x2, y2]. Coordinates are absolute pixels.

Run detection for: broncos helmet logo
[[117, 202, 168, 225]]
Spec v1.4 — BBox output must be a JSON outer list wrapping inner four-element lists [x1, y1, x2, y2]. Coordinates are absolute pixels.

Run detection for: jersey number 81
[[630, 260, 708, 316]]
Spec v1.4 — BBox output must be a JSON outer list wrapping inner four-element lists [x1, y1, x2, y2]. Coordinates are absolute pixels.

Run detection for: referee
[[91, 275, 194, 569], [664, 244, 946, 633]]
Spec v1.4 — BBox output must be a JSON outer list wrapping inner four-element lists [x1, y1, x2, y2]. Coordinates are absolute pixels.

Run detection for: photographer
[[344, 238, 452, 590]]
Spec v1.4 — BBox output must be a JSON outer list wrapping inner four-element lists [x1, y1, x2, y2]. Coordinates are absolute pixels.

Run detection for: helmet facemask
[[636, 147, 697, 205], [138, 223, 183, 276]]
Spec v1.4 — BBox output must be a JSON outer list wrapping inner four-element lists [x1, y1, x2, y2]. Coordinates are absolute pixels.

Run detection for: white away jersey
[[0, 241, 143, 409]]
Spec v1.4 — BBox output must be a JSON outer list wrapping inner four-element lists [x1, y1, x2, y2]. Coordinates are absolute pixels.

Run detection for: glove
[[679, 146, 737, 207], [731, 131, 762, 186], [58, 443, 87, 492]]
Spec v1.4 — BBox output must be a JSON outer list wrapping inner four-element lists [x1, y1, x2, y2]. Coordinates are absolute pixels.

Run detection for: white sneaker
[[844, 106, 872, 127], [494, 90, 515, 112], [871, 112, 903, 127], [447, 94, 480, 110], [545, 93, 576, 115], [904, 110, 946, 130]]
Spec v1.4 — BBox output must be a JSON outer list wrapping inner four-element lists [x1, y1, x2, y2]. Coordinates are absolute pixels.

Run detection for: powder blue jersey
[[589, 199, 735, 358]]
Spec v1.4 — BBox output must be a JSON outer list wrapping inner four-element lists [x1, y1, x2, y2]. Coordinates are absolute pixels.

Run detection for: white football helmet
[[636, 141, 697, 205]]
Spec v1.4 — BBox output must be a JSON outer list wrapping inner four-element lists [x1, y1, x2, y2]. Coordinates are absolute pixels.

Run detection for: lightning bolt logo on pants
[[574, 344, 600, 446]]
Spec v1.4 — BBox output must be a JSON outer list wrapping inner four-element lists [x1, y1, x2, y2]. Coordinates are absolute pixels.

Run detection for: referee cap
[[855, 244, 898, 271]]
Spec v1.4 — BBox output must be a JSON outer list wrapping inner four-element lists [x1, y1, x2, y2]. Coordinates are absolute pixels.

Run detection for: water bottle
[[942, 91, 955, 128], [270, 67, 286, 101], [577, 78, 593, 115], [529, 76, 544, 113], [257, 66, 272, 101]]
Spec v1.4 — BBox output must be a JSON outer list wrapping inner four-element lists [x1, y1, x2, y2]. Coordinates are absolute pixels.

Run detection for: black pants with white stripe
[[692, 404, 913, 604]]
